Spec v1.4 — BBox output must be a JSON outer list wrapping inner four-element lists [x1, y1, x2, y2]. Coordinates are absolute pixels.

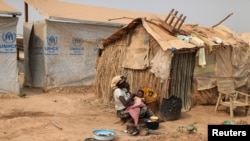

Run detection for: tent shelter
[[95, 17, 249, 112], [23, 0, 164, 90], [0, 0, 21, 94]]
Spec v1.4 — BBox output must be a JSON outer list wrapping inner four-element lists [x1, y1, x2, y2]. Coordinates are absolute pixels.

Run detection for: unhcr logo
[[47, 35, 57, 46], [35, 36, 42, 47], [72, 37, 83, 47], [2, 32, 16, 43]]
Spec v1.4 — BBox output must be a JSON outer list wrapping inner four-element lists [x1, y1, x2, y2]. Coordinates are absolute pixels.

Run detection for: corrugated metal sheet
[[168, 51, 196, 111], [0, 0, 21, 16], [25, 0, 165, 24]]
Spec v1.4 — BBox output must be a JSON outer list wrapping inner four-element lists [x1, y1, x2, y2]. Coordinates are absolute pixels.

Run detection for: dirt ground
[[0, 74, 249, 141]]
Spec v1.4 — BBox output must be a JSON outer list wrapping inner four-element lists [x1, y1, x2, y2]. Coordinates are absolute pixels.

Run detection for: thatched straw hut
[[95, 18, 249, 112]]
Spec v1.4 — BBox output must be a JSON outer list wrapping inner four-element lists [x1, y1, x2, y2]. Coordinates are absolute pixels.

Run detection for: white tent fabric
[[24, 20, 120, 90], [0, 17, 19, 94]]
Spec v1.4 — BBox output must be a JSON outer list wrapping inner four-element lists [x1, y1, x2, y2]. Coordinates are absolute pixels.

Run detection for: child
[[125, 89, 147, 127], [132, 89, 146, 107]]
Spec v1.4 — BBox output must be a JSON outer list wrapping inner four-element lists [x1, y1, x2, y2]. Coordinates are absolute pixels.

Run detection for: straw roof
[[183, 24, 247, 47], [239, 32, 250, 44]]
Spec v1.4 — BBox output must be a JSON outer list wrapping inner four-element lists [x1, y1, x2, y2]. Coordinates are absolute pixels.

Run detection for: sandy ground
[[0, 74, 249, 141]]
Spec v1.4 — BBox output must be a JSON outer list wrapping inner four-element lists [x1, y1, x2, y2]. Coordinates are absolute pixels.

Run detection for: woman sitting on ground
[[111, 75, 135, 120], [110, 75, 154, 121]]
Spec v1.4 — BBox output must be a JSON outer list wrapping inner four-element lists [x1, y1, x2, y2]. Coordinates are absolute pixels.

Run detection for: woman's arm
[[119, 94, 135, 107]]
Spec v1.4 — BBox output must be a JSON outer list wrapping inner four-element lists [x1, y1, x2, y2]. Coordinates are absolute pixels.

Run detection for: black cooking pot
[[144, 119, 159, 130]]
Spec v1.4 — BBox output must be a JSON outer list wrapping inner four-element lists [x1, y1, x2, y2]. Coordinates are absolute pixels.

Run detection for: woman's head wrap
[[111, 75, 127, 90]]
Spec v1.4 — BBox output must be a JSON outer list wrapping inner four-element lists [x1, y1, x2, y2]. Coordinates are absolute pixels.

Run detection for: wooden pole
[[168, 11, 178, 26], [212, 13, 233, 28], [173, 14, 183, 29], [24, 2, 28, 22], [165, 9, 174, 22], [178, 16, 186, 30]]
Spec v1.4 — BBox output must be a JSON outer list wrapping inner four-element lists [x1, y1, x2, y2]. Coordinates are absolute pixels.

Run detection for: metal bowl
[[92, 129, 116, 141]]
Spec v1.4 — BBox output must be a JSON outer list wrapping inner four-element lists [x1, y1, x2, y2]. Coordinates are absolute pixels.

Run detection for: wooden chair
[[215, 78, 250, 118]]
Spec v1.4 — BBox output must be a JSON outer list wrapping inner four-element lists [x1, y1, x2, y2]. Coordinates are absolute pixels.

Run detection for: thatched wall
[[191, 80, 218, 106], [95, 27, 169, 105], [191, 80, 248, 106]]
